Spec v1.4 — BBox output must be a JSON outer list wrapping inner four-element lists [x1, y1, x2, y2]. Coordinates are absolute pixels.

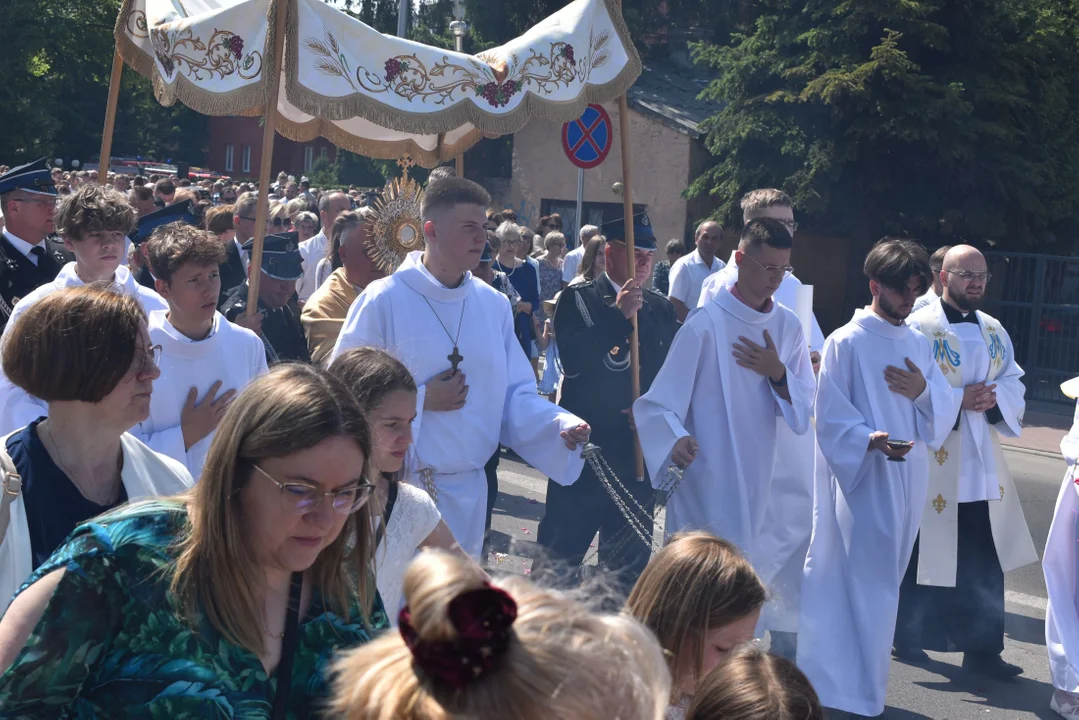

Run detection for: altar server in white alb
[[698, 189, 825, 363], [330, 178, 590, 558], [894, 244, 1036, 679], [0, 183, 167, 436], [797, 238, 957, 718], [695, 189, 823, 659], [633, 218, 815, 559], [1046, 376, 1079, 719], [136, 222, 267, 480]]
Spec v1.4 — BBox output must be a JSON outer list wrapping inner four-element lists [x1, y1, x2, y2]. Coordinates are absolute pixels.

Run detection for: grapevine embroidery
[[305, 28, 612, 108], [151, 23, 263, 82]]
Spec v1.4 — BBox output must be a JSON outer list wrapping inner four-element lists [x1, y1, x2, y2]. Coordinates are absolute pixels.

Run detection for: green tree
[[690, 0, 1079, 250], [0, 0, 206, 166]]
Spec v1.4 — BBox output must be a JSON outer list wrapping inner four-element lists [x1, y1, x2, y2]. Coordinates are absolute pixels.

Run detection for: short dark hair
[[132, 176, 146, 187], [420, 177, 490, 222], [929, 245, 952, 274], [329, 346, 417, 413], [427, 165, 456, 184], [3, 286, 146, 403], [665, 239, 686, 256], [155, 177, 176, 195], [148, 222, 227, 284], [130, 186, 153, 203], [863, 237, 932, 293], [739, 217, 793, 252], [204, 205, 235, 235], [55, 183, 137, 240], [686, 644, 823, 720]]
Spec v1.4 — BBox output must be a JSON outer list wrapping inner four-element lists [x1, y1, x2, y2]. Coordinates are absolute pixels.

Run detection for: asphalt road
[[483, 446, 1071, 719]]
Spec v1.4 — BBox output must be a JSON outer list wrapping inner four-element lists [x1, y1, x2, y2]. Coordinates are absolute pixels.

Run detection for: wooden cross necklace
[[422, 295, 468, 371]]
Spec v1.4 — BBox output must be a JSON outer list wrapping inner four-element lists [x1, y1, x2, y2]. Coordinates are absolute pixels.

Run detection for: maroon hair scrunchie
[[398, 582, 518, 689]]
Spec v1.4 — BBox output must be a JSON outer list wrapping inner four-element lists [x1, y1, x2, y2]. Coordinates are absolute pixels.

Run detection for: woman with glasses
[[0, 362, 386, 715], [268, 202, 292, 233], [0, 183, 168, 437], [329, 347, 461, 623], [0, 286, 193, 613]]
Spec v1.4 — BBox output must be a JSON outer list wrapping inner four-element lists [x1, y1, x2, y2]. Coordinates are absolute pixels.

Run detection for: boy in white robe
[[895, 245, 1036, 679], [1046, 376, 1079, 718], [633, 218, 815, 561], [330, 178, 590, 558], [0, 184, 167, 436], [797, 238, 957, 718], [135, 222, 267, 480], [695, 189, 824, 659]]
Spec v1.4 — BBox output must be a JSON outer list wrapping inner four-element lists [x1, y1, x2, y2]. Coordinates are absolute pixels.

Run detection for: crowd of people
[[0, 153, 1074, 720]]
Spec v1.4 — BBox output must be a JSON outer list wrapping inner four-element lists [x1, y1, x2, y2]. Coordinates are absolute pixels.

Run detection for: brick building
[[206, 116, 338, 180]]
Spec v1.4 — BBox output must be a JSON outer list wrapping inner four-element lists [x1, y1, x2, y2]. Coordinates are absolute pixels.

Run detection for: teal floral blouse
[[0, 502, 387, 718]]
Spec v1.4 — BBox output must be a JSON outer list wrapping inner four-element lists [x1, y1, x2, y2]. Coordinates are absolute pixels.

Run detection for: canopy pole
[[247, 0, 290, 312], [97, 49, 124, 184], [455, 153, 464, 178], [616, 94, 644, 482]]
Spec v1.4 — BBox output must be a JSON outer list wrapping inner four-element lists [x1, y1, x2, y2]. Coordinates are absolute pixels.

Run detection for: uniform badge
[[641, 215, 651, 227], [11, 297, 19, 306], [285, 242, 296, 252], [609, 344, 621, 356]]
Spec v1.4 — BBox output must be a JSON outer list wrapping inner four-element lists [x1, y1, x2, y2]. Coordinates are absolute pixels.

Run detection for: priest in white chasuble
[[633, 217, 815, 560], [1045, 377, 1079, 718], [330, 178, 590, 559], [136, 222, 268, 480], [894, 245, 1036, 680], [797, 238, 958, 719]]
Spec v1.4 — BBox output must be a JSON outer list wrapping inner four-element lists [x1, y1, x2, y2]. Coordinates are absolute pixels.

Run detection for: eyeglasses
[[12, 197, 58, 208], [269, 218, 292, 228], [238, 215, 257, 222], [742, 252, 794, 278], [253, 463, 374, 515], [780, 220, 799, 234], [945, 269, 992, 283], [131, 344, 162, 376]]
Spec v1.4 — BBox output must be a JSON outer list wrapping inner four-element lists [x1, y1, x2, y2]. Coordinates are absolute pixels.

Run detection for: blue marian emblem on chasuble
[[932, 332, 961, 375], [987, 327, 1006, 371]]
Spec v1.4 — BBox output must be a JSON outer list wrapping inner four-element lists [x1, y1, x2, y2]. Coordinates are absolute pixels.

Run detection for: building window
[[242, 145, 251, 173], [320, 146, 329, 160], [304, 146, 315, 172], [225, 144, 235, 173]]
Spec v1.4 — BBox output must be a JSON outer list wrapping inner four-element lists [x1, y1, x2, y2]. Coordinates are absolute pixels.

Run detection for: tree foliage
[[0, 0, 206, 166], [690, 0, 1079, 251]]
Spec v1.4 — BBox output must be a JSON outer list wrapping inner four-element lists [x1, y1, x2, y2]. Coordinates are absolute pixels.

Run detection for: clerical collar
[[940, 297, 978, 325]]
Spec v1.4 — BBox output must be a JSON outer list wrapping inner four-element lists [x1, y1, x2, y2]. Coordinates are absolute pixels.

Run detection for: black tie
[[29, 246, 46, 265]]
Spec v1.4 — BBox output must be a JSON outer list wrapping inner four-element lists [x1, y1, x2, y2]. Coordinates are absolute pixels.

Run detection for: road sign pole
[[575, 167, 585, 246]]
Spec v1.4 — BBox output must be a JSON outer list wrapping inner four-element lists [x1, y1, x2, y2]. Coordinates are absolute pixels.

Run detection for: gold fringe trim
[[282, 0, 642, 138], [274, 116, 488, 168], [113, 0, 278, 117], [112, 0, 642, 164]]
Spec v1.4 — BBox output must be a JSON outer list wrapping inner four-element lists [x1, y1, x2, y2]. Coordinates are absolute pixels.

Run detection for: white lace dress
[[375, 482, 442, 625]]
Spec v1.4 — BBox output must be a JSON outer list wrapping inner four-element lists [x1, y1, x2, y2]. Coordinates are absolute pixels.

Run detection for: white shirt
[[2, 230, 44, 266], [137, 311, 267, 480], [233, 237, 250, 271], [667, 249, 724, 309], [562, 245, 585, 283], [375, 482, 442, 624], [297, 230, 329, 301]]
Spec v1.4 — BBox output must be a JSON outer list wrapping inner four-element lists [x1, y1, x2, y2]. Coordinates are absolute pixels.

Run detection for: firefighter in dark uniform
[[536, 212, 679, 592], [129, 201, 201, 290], [219, 231, 311, 364], [0, 159, 67, 331]]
